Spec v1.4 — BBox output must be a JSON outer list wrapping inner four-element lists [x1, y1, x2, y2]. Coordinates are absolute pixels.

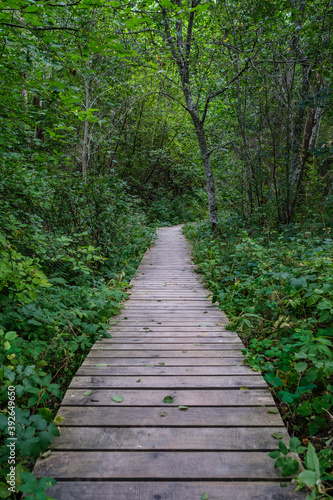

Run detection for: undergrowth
[[184, 216, 333, 498], [0, 167, 155, 499]]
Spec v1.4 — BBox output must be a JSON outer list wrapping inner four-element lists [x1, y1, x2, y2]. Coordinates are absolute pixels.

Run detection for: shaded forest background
[[1, 0, 333, 498]]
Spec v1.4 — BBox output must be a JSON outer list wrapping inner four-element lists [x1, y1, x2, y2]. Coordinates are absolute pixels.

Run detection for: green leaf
[[0, 482, 11, 498], [5, 331, 17, 341], [281, 457, 299, 477], [158, 362, 165, 366], [20, 437, 41, 457], [308, 422, 319, 436], [268, 450, 280, 459], [96, 364, 108, 367], [306, 442, 320, 476], [112, 394, 123, 403], [38, 430, 53, 451], [272, 433, 284, 440], [163, 396, 174, 404], [295, 362, 307, 373], [267, 409, 278, 414], [160, 411, 167, 417], [289, 437, 301, 452], [178, 406, 188, 411], [297, 469, 318, 487], [83, 390, 93, 396], [201, 494, 209, 500], [278, 440, 288, 455]]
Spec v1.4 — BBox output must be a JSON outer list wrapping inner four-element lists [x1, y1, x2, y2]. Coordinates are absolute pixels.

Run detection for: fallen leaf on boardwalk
[[178, 406, 188, 411], [199, 324, 206, 327], [272, 433, 284, 440], [146, 364, 154, 367], [267, 409, 279, 414], [41, 450, 51, 458], [239, 387, 249, 390], [84, 390, 93, 396], [186, 369, 193, 372], [201, 494, 209, 500], [158, 362, 165, 366], [54, 415, 63, 425], [182, 350, 188, 353], [112, 395, 124, 403], [195, 343, 202, 346], [96, 363, 108, 367], [163, 396, 174, 404], [160, 411, 167, 417], [136, 379, 141, 383]]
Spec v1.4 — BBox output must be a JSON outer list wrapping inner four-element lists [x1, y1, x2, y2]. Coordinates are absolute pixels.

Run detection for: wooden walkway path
[[35, 226, 304, 499]]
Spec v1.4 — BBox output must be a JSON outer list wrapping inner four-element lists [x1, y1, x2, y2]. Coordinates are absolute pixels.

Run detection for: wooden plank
[[45, 481, 304, 500], [62, 388, 275, 406], [34, 451, 289, 479], [108, 328, 231, 334], [87, 350, 243, 358], [57, 406, 284, 426], [109, 322, 229, 326], [106, 337, 238, 343], [69, 375, 266, 389], [93, 342, 243, 350], [51, 426, 289, 450], [83, 357, 244, 366], [76, 365, 256, 376]]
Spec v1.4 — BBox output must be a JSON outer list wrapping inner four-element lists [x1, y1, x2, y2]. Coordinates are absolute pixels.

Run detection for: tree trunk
[[185, 93, 218, 230], [160, 2, 219, 232], [82, 78, 89, 183]]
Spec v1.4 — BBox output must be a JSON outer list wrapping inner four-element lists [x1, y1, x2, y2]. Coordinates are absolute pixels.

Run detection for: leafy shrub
[[184, 217, 333, 497], [0, 165, 155, 497]]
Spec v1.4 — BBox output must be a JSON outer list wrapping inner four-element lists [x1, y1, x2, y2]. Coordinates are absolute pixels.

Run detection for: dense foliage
[[0, 166, 154, 498], [184, 218, 333, 497]]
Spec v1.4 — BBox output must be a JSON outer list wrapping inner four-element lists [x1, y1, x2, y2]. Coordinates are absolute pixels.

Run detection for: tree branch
[[3, 22, 78, 31], [201, 58, 250, 125]]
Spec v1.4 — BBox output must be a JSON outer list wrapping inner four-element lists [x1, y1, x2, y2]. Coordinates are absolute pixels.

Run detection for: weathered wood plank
[[34, 451, 289, 479], [45, 481, 304, 500], [62, 388, 275, 406], [76, 365, 256, 376], [87, 350, 244, 358], [93, 342, 243, 350], [69, 375, 266, 389], [105, 337, 238, 343], [83, 357, 244, 366], [51, 426, 288, 450], [57, 406, 284, 426]]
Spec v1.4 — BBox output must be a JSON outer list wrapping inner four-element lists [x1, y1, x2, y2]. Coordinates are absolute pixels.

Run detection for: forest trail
[[34, 226, 304, 499]]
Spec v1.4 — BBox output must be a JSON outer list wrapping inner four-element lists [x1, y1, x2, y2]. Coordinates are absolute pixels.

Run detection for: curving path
[[35, 226, 304, 499]]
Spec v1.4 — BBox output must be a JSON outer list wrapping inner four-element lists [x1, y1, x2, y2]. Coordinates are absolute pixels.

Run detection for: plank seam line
[[41, 478, 293, 483], [58, 425, 285, 429], [49, 448, 284, 453]]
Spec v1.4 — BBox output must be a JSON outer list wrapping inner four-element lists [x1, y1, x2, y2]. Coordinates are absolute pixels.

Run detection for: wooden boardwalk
[[35, 226, 304, 499]]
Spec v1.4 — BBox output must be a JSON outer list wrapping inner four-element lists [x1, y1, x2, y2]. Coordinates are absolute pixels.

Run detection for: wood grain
[[45, 481, 304, 500]]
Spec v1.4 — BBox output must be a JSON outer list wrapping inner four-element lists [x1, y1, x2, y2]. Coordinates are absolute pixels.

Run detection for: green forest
[[0, 0, 332, 497]]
